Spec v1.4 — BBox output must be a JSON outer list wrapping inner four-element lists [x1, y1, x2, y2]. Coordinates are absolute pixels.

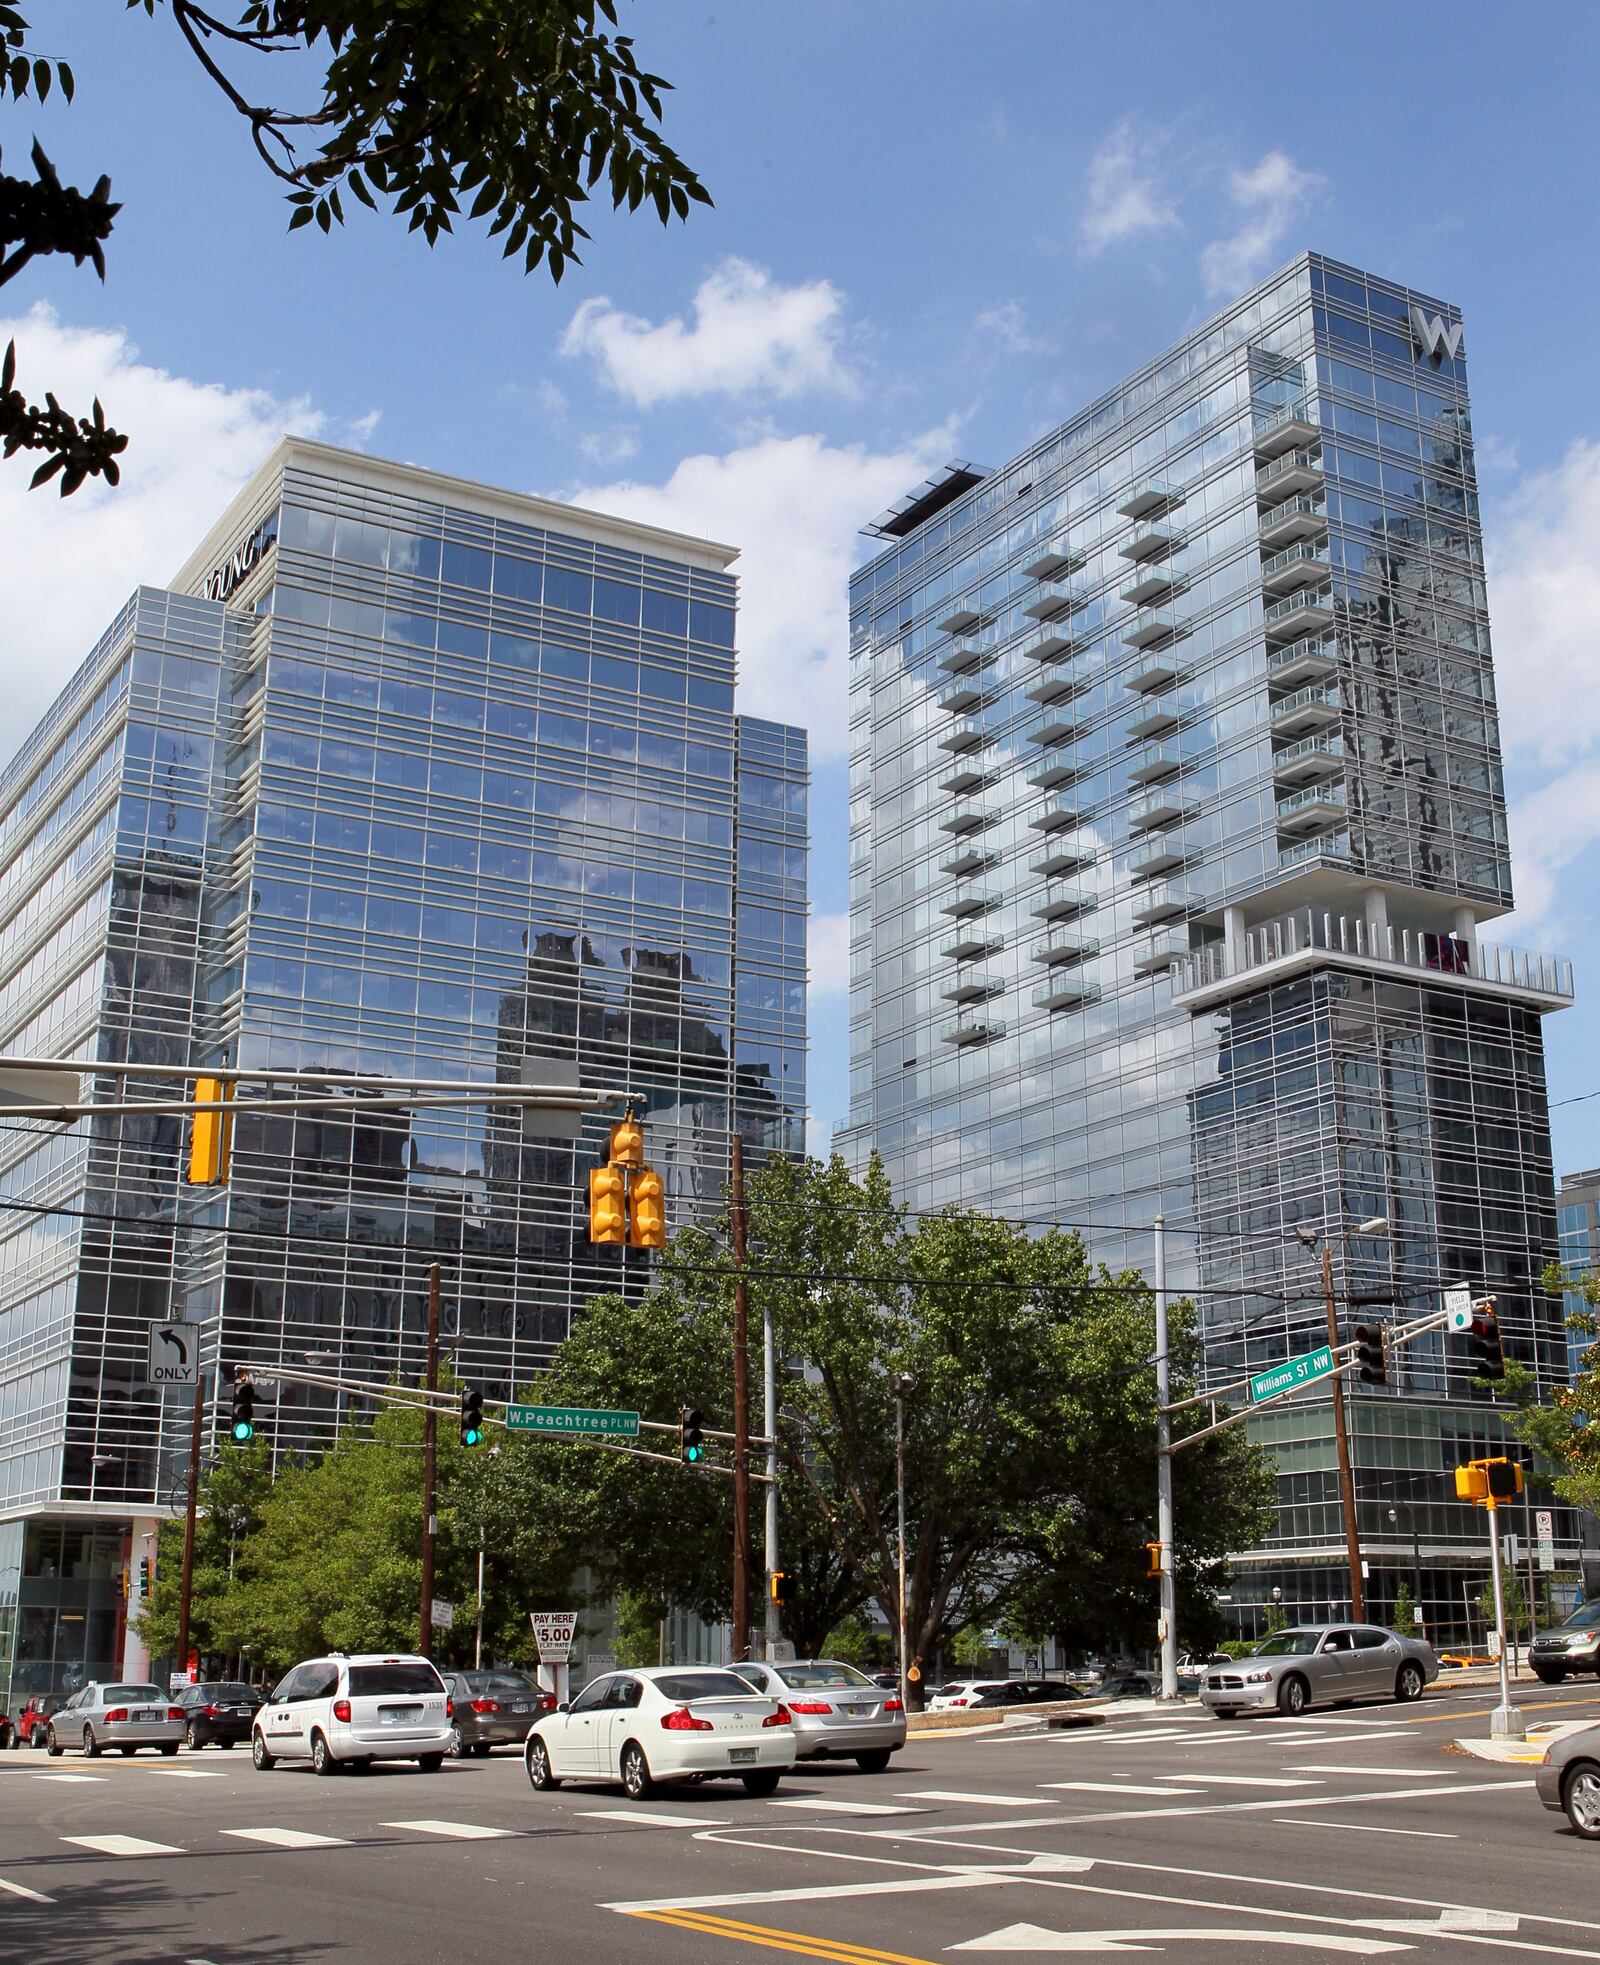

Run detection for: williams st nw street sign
[[1250, 1345, 1335, 1405]]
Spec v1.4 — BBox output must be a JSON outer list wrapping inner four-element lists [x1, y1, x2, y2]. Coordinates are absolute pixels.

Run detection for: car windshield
[[348, 1664, 442, 1696], [102, 1685, 161, 1702], [779, 1663, 875, 1690], [199, 1683, 254, 1700], [655, 1672, 763, 1701], [1251, 1631, 1320, 1656], [1562, 1601, 1600, 1630]]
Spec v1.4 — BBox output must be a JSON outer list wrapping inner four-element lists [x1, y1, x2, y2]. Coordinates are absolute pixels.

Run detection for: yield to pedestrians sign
[[146, 1321, 202, 1385]]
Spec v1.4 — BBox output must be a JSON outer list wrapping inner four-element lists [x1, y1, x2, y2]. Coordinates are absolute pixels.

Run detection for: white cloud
[[577, 426, 640, 468], [561, 257, 856, 407], [1199, 151, 1322, 296], [1079, 119, 1179, 254], [569, 423, 956, 761], [0, 303, 322, 734], [808, 911, 851, 998], [972, 299, 1051, 357]]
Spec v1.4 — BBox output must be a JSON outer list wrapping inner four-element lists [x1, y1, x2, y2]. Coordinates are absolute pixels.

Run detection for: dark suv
[[444, 1670, 554, 1756], [176, 1681, 264, 1749]]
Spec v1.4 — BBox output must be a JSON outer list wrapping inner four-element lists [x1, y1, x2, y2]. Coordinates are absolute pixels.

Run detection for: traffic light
[[629, 1166, 665, 1249], [1455, 1462, 1488, 1502], [1354, 1322, 1388, 1386], [1485, 1457, 1524, 1501], [608, 1111, 645, 1169], [1470, 1302, 1505, 1381], [187, 1075, 234, 1186], [459, 1385, 484, 1448], [769, 1572, 796, 1604], [229, 1369, 255, 1444], [1146, 1541, 1163, 1577], [137, 1558, 150, 1596], [1455, 1456, 1525, 1504], [120, 1565, 129, 1601], [679, 1406, 705, 1465], [588, 1163, 627, 1243]]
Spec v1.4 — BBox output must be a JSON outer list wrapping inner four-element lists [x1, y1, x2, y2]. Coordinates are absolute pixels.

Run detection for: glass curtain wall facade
[[0, 442, 806, 1705], [838, 251, 1574, 1641]]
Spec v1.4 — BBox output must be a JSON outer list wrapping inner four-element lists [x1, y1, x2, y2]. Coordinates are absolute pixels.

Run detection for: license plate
[[847, 1705, 870, 1716], [511, 1703, 529, 1714], [134, 1710, 160, 1723], [380, 1705, 423, 1726], [728, 1746, 758, 1765]]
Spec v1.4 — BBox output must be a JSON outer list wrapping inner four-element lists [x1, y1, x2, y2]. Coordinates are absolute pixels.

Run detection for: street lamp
[[1387, 1496, 1424, 1634], [1294, 1216, 1388, 1622], [890, 1370, 918, 1711]]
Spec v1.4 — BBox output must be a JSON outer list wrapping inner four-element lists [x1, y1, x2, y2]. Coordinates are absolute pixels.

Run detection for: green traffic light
[[463, 1426, 482, 1447], [685, 1442, 703, 1463], [232, 1420, 254, 1443]]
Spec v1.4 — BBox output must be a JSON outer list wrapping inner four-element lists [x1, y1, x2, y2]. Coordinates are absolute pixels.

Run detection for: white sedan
[[524, 1666, 797, 1800]]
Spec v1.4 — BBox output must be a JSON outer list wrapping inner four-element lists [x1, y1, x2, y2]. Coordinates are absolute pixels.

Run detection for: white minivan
[[252, 1653, 453, 1775]]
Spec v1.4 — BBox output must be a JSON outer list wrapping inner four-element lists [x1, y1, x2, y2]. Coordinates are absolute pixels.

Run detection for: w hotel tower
[[838, 252, 1575, 1637]]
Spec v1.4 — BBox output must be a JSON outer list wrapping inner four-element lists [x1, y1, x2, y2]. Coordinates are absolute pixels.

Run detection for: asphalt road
[[2, 1680, 1599, 1962]]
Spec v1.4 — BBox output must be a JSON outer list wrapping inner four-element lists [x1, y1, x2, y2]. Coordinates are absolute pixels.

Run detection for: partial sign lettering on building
[[1409, 305, 1464, 363], [201, 510, 279, 601]]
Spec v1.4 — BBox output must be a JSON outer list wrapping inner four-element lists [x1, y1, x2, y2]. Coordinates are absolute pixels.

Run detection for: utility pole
[[730, 1132, 751, 1662], [763, 1300, 779, 1660], [175, 1373, 205, 1681], [475, 1521, 486, 1671], [891, 1370, 917, 1710], [1321, 1239, 1366, 1622], [1154, 1215, 1178, 1700], [419, 1262, 440, 1656]]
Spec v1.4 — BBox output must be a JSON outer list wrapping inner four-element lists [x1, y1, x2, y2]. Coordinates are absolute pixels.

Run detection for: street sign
[[583, 1651, 616, 1678], [431, 1600, 454, 1631], [1250, 1345, 1335, 1404], [146, 1320, 202, 1386], [504, 1404, 639, 1439], [1444, 1286, 1474, 1332], [530, 1612, 577, 1663], [1537, 1508, 1556, 1572]]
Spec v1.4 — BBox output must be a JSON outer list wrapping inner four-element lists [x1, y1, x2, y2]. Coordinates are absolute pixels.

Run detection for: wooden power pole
[[731, 1133, 751, 1661], [419, 1262, 441, 1654]]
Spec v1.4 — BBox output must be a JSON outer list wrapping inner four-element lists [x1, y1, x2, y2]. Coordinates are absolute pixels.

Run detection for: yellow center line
[[630, 1908, 943, 1965]]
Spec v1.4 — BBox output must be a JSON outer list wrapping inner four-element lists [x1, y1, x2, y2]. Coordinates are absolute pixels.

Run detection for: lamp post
[[890, 1370, 918, 1711], [1294, 1216, 1388, 1622], [1387, 1496, 1424, 1634]]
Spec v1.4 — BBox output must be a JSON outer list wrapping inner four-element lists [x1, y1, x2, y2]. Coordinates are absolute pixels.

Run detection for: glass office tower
[[0, 441, 807, 1701], [838, 252, 1576, 1638]]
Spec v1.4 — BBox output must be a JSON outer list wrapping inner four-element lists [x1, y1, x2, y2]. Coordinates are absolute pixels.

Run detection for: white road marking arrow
[[948, 1926, 1413, 1954]]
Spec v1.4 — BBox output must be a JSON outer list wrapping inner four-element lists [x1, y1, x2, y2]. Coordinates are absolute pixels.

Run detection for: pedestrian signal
[[588, 1164, 627, 1243]]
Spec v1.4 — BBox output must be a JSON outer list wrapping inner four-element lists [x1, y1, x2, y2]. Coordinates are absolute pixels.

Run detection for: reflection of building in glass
[[839, 252, 1575, 1641], [0, 443, 807, 1702], [1558, 1168, 1600, 1377]]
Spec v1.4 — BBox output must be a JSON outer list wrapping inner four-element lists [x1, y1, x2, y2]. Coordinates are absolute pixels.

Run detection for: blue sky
[[4, 0, 1600, 1171]]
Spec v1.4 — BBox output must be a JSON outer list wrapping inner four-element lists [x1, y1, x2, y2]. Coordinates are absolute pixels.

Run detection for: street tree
[[0, 1, 710, 491], [1499, 1263, 1600, 1523], [135, 1438, 274, 1666]]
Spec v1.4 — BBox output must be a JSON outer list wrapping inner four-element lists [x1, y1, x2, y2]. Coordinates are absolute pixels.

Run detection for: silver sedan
[[1200, 1624, 1438, 1719], [732, 1659, 906, 1771], [46, 1681, 185, 1758], [1536, 1723, 1600, 1839]]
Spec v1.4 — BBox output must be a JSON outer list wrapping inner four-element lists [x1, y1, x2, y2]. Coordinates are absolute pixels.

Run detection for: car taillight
[[332, 1699, 351, 1723], [786, 1701, 832, 1714], [105, 1709, 128, 1724], [469, 1698, 499, 1714], [203, 1705, 222, 1719], [883, 1698, 904, 1712], [762, 1704, 793, 1728], [950, 1698, 967, 1706], [167, 1707, 185, 1722], [445, 1697, 454, 1720], [661, 1707, 713, 1731]]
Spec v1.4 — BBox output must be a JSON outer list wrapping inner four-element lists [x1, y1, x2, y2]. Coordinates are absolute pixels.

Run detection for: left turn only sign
[[146, 1321, 202, 1386]]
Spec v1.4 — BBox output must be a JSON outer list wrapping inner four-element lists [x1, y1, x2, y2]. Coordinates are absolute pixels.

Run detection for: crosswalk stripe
[[33, 1774, 105, 1784], [223, 1828, 348, 1850], [1289, 1764, 1456, 1778], [159, 1769, 228, 1779], [768, 1797, 923, 1816], [899, 1791, 1041, 1807], [0, 1876, 54, 1904], [1042, 1780, 1205, 1797], [1165, 1773, 1318, 1788], [576, 1808, 727, 1828], [381, 1819, 519, 1840], [62, 1834, 183, 1857]]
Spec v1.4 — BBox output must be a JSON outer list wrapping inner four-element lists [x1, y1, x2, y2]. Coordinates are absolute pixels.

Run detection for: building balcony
[[938, 760, 996, 795], [1018, 622, 1080, 663], [1025, 667, 1087, 707], [1271, 734, 1344, 787], [940, 884, 1001, 919], [938, 804, 1001, 834], [1170, 908, 1574, 1016], [1119, 522, 1185, 563], [937, 718, 989, 754], [1028, 749, 1083, 790], [1126, 649, 1185, 693], [940, 969, 1004, 1004], [941, 928, 1003, 962], [1258, 494, 1327, 549], [1030, 842, 1095, 879], [1277, 830, 1351, 872], [1123, 605, 1187, 649], [1274, 781, 1348, 835], [1032, 934, 1097, 968], [1118, 478, 1184, 519], [1120, 564, 1182, 607], [1255, 448, 1322, 500], [1129, 787, 1195, 831], [1026, 711, 1081, 748], [1130, 879, 1192, 925], [1128, 743, 1182, 785], [938, 677, 990, 715], [939, 843, 1001, 877], [1032, 884, 1095, 923], [1023, 579, 1088, 621], [937, 598, 983, 634], [1269, 681, 1341, 736], [1033, 976, 1100, 1012], [1029, 800, 1084, 834], [1127, 694, 1182, 740], [1260, 541, 1331, 595], [1266, 634, 1338, 687], [1021, 540, 1084, 580], [1264, 584, 1336, 640], [942, 1013, 1005, 1046], [1253, 402, 1321, 457], [937, 637, 994, 676], [1129, 833, 1188, 878], [1134, 929, 1190, 975]]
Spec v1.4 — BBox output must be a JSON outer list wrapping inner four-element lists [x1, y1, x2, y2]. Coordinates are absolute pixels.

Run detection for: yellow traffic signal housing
[[589, 1164, 627, 1243], [1485, 1457, 1523, 1500], [629, 1165, 665, 1248], [187, 1076, 233, 1185], [1455, 1464, 1488, 1502], [1146, 1541, 1163, 1577], [608, 1112, 645, 1169]]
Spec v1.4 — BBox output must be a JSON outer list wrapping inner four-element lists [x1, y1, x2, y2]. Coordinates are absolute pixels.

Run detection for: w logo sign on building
[[1409, 305, 1464, 362]]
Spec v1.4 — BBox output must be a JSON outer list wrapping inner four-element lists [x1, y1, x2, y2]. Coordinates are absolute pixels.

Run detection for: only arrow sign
[[950, 1927, 1410, 1954]]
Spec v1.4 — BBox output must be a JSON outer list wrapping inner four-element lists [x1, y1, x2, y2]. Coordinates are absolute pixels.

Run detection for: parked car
[[1536, 1723, 1600, 1839], [524, 1666, 796, 1800], [252, 1653, 453, 1774], [1200, 1624, 1438, 1719], [175, 1681, 263, 1750], [1531, 1600, 1600, 1684], [444, 1670, 555, 1756], [1096, 1672, 1158, 1699], [731, 1658, 905, 1770], [967, 1680, 1084, 1709], [46, 1682, 185, 1757], [14, 1694, 65, 1749], [927, 1679, 1010, 1711], [870, 1672, 901, 1692]]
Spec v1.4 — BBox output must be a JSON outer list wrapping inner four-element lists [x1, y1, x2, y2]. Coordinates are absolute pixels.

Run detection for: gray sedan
[[1536, 1724, 1600, 1839], [732, 1659, 905, 1771], [1200, 1624, 1438, 1719], [46, 1681, 185, 1757]]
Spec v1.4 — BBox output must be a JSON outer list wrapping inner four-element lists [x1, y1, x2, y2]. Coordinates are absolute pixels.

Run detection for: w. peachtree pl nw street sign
[[504, 1404, 639, 1438], [1251, 1344, 1335, 1405]]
